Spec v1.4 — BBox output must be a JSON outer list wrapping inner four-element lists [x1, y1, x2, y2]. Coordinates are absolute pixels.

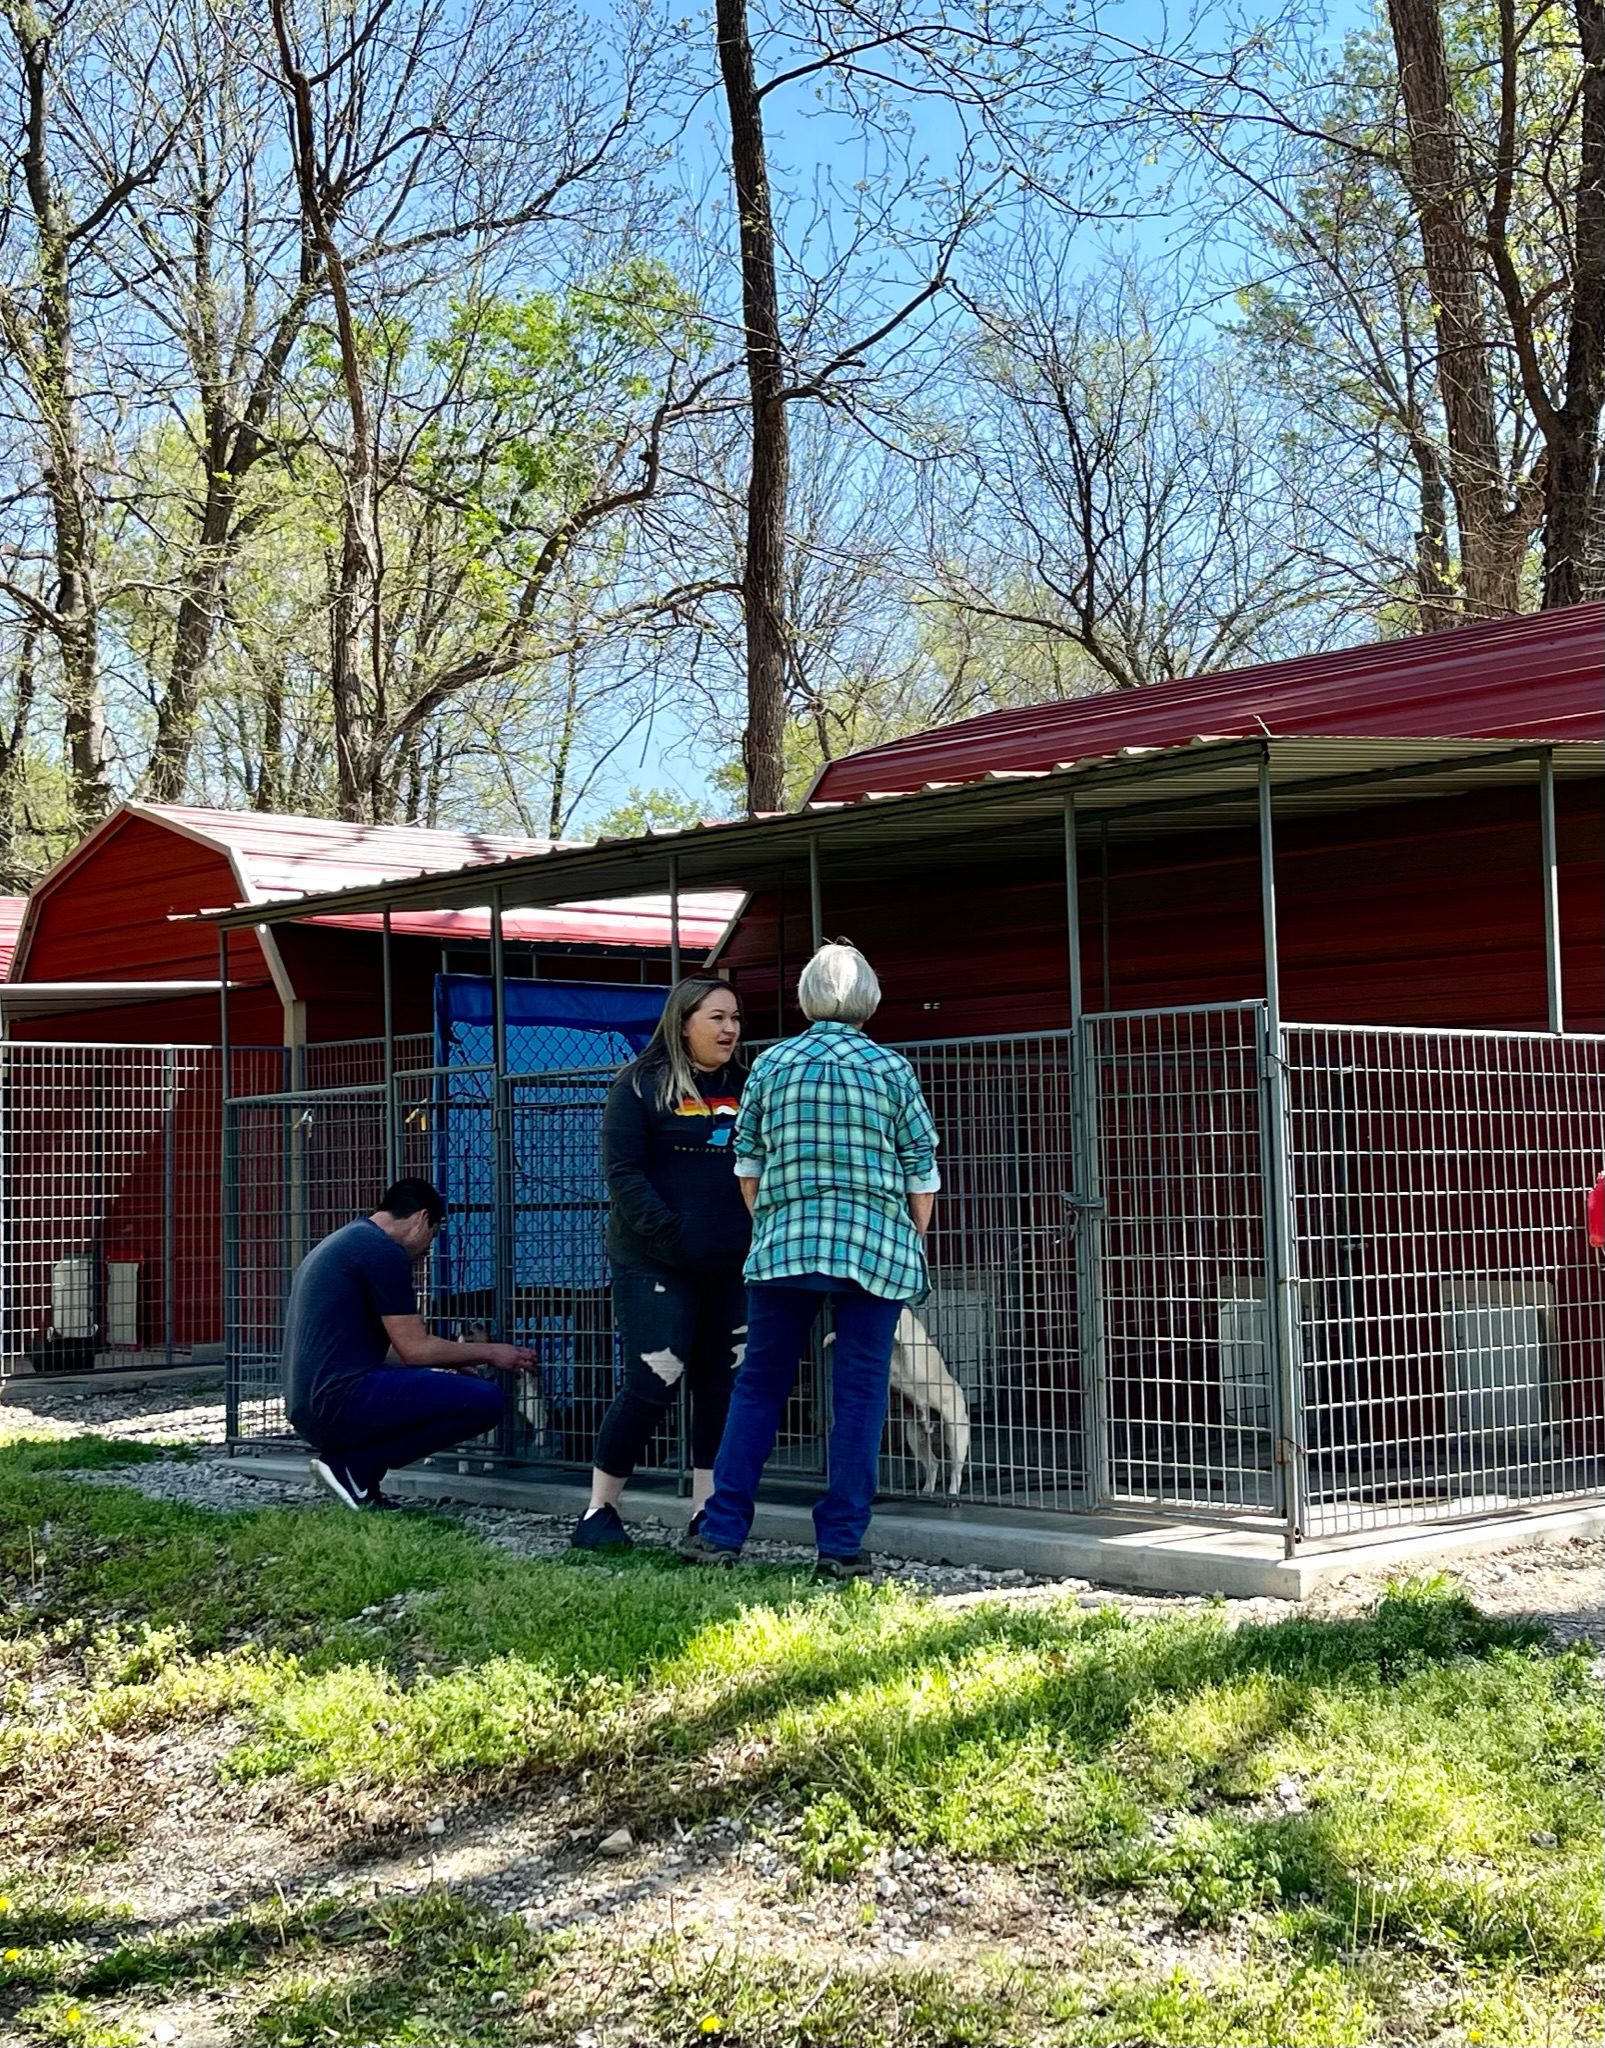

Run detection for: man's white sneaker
[[308, 1455, 366, 1510]]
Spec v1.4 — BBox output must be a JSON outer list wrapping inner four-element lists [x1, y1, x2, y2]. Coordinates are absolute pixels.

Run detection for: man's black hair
[[378, 1178, 445, 1227]]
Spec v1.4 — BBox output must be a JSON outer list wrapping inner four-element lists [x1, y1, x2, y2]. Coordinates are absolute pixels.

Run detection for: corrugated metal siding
[[723, 783, 1605, 1036], [21, 816, 273, 985], [815, 603, 1605, 802], [0, 896, 25, 980], [148, 803, 559, 899]]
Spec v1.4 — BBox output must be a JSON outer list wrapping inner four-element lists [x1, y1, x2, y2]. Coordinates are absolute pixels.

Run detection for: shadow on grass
[[2, 1447, 1598, 1985]]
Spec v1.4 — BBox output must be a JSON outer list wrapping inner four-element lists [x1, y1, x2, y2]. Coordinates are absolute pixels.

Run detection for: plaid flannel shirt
[[732, 1021, 941, 1302]]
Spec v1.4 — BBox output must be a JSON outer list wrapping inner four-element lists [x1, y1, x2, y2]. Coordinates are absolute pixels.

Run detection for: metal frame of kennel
[[213, 735, 1605, 1552]]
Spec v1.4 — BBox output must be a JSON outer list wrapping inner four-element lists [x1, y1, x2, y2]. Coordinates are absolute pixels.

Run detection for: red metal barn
[[1, 804, 736, 1369], [201, 606, 1603, 1550]]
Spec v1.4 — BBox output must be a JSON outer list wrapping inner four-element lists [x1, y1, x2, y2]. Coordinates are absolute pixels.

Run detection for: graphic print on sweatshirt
[[674, 1095, 740, 1145]]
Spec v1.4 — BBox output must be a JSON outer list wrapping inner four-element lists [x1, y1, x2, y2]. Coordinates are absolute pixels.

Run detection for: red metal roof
[[308, 899, 740, 948], [0, 895, 26, 980], [14, 804, 739, 975], [813, 603, 1605, 802]]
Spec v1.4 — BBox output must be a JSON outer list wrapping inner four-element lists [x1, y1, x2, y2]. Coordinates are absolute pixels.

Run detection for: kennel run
[[214, 607, 1605, 1557], [0, 803, 735, 1380]]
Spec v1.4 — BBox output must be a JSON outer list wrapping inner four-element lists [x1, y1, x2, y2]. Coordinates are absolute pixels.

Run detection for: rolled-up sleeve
[[732, 1066, 766, 1181], [895, 1071, 941, 1194]]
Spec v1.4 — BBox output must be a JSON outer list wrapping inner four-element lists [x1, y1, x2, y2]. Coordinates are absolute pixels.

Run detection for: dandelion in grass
[[699, 2018, 725, 2035]]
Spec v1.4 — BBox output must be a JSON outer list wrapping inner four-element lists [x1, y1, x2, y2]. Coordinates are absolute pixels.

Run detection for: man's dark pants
[[307, 1368, 505, 1496]]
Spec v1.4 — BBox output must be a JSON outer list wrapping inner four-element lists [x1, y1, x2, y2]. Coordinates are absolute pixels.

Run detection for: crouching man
[[285, 1178, 534, 1510]]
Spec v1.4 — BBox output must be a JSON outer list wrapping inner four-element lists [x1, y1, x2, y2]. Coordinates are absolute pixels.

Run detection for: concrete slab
[[3, 1360, 225, 1400], [226, 1449, 1605, 1600]]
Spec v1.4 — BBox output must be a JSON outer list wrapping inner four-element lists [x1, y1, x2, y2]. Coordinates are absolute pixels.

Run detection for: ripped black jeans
[[592, 1263, 747, 1478]]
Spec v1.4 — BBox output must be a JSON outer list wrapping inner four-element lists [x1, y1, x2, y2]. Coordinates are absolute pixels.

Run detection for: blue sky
[[571, 0, 1376, 826]]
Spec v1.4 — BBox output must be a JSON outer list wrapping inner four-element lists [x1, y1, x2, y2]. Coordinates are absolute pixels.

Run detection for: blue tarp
[[431, 976, 667, 1304]]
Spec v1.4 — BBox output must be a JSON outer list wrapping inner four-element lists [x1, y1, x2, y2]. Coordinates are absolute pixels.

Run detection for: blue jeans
[[700, 1282, 903, 1559], [312, 1368, 505, 1497]]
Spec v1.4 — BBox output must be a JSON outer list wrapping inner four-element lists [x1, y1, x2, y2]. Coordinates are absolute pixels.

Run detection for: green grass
[[1, 1435, 1601, 2046]]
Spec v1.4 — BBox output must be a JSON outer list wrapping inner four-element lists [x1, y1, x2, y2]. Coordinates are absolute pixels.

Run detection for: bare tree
[[0, 0, 195, 829], [1127, 0, 1604, 617], [706, 0, 1108, 812], [937, 257, 1340, 688], [263, 0, 719, 820]]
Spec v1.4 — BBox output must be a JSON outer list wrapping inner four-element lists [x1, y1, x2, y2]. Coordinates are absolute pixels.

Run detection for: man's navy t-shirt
[[283, 1219, 417, 1435]]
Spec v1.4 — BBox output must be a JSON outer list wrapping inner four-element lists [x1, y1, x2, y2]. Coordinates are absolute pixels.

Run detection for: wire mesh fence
[[1082, 1005, 1279, 1516], [1283, 1023, 1605, 1536], [216, 1011, 1605, 1545], [898, 1034, 1081, 1508], [0, 1042, 282, 1377]]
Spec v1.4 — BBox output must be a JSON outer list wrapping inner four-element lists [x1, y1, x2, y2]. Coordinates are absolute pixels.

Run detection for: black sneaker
[[678, 1530, 740, 1567], [814, 1551, 873, 1582], [571, 1503, 633, 1551], [686, 1508, 707, 1539], [361, 1490, 409, 1513], [309, 1455, 366, 1511]]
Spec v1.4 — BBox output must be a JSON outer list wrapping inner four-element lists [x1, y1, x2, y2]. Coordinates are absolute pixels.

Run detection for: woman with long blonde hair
[[573, 977, 750, 1549]]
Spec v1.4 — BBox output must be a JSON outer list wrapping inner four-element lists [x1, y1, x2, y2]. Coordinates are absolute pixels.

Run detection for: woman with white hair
[[681, 942, 939, 1578]]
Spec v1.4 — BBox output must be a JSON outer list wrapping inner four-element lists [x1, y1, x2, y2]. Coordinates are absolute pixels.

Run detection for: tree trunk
[[148, 480, 236, 800], [716, 0, 789, 816], [1387, 0, 1522, 616], [1542, 0, 1605, 605], [0, 624, 40, 888], [272, 0, 381, 822], [11, 8, 111, 832], [254, 659, 285, 812], [1409, 430, 1459, 630]]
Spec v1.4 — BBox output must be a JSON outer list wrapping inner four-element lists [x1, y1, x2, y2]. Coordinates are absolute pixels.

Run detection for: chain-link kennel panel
[[227, 1087, 389, 1442], [1283, 1024, 1605, 1537], [1083, 1005, 1279, 1517], [1, 1042, 282, 1378], [302, 1034, 433, 1092], [884, 1033, 1082, 1508]]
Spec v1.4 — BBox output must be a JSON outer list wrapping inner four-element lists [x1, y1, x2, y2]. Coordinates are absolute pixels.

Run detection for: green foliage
[[0, 1436, 161, 1473], [590, 785, 717, 839], [796, 1788, 882, 1881]]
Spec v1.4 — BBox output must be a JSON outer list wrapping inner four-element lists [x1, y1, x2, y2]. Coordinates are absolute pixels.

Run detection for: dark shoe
[[572, 1503, 633, 1551], [309, 1455, 366, 1511], [678, 1530, 740, 1568], [814, 1551, 873, 1582], [686, 1508, 707, 1539], [361, 1490, 410, 1513]]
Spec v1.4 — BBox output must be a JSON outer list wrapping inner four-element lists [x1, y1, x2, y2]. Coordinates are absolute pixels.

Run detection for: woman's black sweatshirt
[[601, 1057, 751, 1273]]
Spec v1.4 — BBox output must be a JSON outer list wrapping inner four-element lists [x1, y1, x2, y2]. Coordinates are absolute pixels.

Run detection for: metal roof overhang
[[206, 735, 1604, 933], [0, 979, 236, 1017]]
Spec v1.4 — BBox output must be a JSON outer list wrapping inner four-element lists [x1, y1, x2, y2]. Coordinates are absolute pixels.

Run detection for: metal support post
[[808, 835, 823, 951], [1257, 751, 1303, 1554], [163, 1047, 177, 1368], [218, 930, 239, 1443], [1064, 796, 1104, 1507], [490, 891, 513, 1353], [382, 908, 399, 1182], [668, 854, 682, 984], [1540, 749, 1564, 1033]]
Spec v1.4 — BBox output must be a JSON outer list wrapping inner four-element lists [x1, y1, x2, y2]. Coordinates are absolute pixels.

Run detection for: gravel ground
[[7, 1371, 1603, 1636]]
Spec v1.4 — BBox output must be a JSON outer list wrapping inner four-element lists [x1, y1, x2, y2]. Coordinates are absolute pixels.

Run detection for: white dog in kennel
[[829, 1306, 971, 1496]]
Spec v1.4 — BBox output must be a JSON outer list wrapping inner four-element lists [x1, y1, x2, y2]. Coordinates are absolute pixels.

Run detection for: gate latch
[[1061, 1190, 1104, 1215]]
